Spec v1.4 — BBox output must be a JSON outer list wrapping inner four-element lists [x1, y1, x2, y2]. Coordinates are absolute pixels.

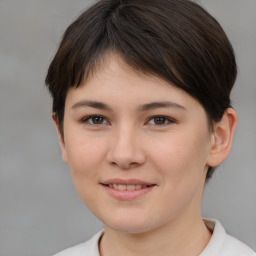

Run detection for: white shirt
[[53, 219, 256, 256]]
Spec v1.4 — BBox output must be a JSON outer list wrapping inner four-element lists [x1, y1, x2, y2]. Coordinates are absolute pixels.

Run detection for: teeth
[[117, 184, 126, 191], [109, 184, 148, 191], [127, 185, 135, 190]]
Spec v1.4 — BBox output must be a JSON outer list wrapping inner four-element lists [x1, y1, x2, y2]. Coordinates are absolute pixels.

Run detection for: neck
[[99, 215, 212, 256]]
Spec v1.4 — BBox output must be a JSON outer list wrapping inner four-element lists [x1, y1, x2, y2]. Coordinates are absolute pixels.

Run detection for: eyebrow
[[72, 100, 112, 111], [71, 100, 186, 112], [138, 101, 186, 112]]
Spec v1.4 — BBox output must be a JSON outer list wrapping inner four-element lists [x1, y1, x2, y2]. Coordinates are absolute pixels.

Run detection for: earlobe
[[206, 108, 237, 167], [52, 113, 69, 164]]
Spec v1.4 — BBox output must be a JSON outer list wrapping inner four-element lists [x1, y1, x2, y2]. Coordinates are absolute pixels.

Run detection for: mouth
[[100, 179, 156, 200], [102, 184, 155, 191]]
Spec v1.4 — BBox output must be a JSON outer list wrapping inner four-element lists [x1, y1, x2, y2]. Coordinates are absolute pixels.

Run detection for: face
[[58, 54, 215, 234]]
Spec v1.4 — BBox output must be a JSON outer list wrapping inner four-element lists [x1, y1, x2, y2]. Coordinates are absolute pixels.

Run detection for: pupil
[[154, 117, 165, 125], [92, 116, 103, 124]]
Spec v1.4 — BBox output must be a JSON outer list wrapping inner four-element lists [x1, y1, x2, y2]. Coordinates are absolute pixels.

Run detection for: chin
[[107, 222, 153, 234], [101, 213, 162, 234]]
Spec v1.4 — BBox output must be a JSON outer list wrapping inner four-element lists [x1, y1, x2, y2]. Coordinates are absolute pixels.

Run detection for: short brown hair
[[45, 0, 237, 179]]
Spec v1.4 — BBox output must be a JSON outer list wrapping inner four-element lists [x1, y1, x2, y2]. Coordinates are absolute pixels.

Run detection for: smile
[[101, 179, 156, 200]]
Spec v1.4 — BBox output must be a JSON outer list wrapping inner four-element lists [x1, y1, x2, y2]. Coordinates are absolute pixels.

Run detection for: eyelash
[[80, 115, 176, 126], [81, 115, 109, 125], [146, 116, 176, 126]]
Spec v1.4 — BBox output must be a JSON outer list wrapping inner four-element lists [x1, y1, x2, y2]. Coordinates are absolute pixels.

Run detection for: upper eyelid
[[79, 114, 177, 125], [81, 115, 109, 124], [146, 115, 176, 123]]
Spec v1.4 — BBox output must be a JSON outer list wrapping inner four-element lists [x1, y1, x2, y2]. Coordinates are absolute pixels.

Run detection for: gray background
[[0, 0, 255, 255]]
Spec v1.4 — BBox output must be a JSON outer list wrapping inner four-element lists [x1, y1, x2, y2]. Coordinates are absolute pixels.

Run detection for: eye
[[82, 115, 109, 125], [147, 116, 175, 126]]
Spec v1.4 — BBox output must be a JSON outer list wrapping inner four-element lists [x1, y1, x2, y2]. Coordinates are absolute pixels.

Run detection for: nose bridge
[[106, 122, 145, 168]]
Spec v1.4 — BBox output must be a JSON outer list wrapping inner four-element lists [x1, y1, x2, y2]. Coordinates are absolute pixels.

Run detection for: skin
[[54, 54, 237, 256]]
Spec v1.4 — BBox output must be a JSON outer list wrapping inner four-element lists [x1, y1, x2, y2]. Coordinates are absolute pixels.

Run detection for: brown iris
[[91, 116, 105, 124], [153, 116, 167, 125]]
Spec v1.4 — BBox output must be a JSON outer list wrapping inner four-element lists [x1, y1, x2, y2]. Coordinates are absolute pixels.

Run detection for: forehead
[[66, 54, 191, 105], [64, 58, 209, 130]]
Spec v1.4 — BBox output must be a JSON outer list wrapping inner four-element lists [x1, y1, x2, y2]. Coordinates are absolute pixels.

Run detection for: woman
[[45, 0, 256, 255]]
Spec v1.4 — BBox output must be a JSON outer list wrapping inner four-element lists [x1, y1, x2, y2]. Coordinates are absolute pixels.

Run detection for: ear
[[52, 113, 69, 164], [206, 108, 237, 167]]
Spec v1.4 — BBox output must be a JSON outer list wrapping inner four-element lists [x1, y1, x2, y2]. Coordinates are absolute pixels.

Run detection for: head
[[45, 0, 237, 234], [45, 0, 237, 179]]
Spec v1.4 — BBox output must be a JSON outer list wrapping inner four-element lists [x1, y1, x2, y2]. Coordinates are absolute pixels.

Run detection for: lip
[[100, 178, 156, 201], [101, 178, 155, 186]]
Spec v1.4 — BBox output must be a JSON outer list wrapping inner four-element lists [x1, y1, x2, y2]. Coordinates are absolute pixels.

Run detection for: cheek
[[148, 133, 209, 216], [149, 131, 210, 182], [64, 136, 106, 206], [64, 134, 106, 179]]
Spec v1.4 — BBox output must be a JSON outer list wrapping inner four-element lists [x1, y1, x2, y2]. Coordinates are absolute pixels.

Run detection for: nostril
[[110, 161, 139, 169]]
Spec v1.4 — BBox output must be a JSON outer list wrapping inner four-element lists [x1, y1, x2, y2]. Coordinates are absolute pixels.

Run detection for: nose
[[106, 125, 146, 169]]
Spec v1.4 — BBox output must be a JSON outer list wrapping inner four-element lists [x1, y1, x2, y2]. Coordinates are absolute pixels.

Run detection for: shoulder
[[52, 230, 103, 256], [53, 243, 86, 256], [202, 219, 256, 256], [221, 234, 256, 256]]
